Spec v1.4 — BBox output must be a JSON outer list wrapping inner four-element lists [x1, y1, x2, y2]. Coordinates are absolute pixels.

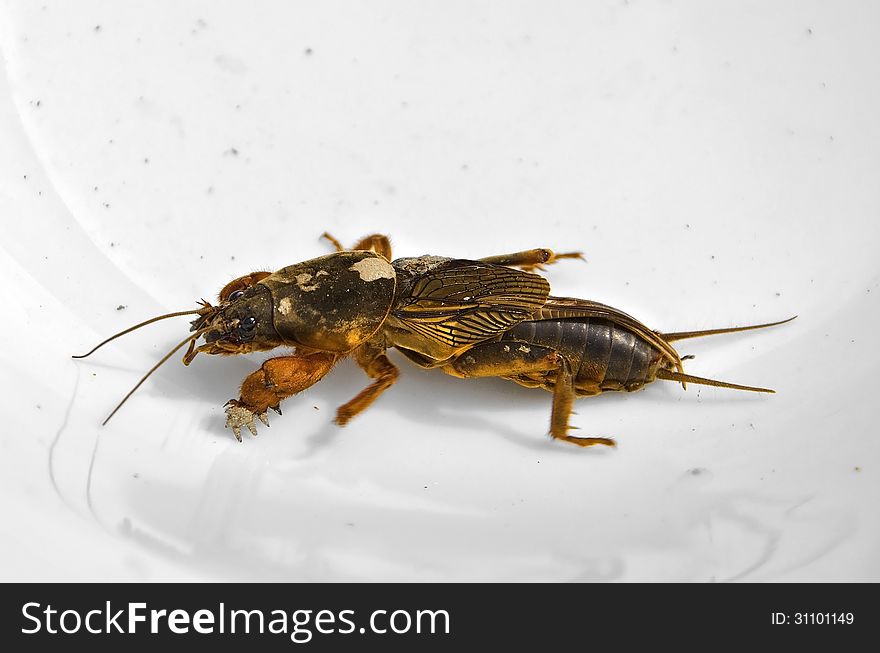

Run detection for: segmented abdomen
[[500, 318, 664, 393]]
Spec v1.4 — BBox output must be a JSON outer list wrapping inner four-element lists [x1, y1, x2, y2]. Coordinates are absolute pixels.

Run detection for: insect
[[74, 233, 794, 447]]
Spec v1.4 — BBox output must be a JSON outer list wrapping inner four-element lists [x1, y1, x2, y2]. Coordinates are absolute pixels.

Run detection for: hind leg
[[447, 341, 560, 378], [446, 342, 614, 447], [549, 359, 615, 448], [479, 248, 584, 272]]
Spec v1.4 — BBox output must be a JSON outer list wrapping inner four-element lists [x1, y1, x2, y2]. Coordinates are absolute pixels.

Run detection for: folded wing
[[393, 260, 551, 349]]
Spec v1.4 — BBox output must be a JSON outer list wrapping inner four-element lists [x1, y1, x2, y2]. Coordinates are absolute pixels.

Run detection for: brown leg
[[225, 352, 338, 441], [334, 341, 400, 425], [321, 232, 346, 252], [188, 270, 275, 336], [351, 234, 393, 259], [446, 341, 613, 447], [321, 232, 393, 259], [217, 271, 272, 302], [446, 341, 561, 378], [479, 248, 584, 272], [550, 360, 615, 448]]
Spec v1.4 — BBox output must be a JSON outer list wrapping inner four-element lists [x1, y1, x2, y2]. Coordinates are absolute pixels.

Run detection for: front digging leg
[[225, 351, 338, 441]]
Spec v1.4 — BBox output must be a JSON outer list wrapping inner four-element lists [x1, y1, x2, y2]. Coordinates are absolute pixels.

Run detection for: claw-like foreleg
[[223, 352, 337, 441], [224, 401, 269, 441]]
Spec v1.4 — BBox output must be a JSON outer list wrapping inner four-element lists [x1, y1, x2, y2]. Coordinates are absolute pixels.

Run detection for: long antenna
[[101, 325, 214, 426], [73, 309, 205, 359]]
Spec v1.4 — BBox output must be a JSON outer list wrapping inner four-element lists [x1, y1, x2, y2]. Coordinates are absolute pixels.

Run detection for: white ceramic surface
[[1, 1, 878, 581]]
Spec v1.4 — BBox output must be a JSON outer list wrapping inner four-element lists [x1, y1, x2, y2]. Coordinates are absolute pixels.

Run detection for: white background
[[1, 0, 878, 581]]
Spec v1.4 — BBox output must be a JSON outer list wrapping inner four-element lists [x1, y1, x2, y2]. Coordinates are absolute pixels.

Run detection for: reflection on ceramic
[[1, 1, 878, 581]]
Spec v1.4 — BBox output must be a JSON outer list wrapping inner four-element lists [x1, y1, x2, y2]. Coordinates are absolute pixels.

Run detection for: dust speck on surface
[[214, 55, 248, 74], [304, 47, 313, 55], [116, 305, 126, 311], [687, 467, 707, 476]]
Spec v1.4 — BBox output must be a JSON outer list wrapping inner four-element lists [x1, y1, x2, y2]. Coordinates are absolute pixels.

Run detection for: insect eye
[[228, 289, 245, 301], [240, 315, 257, 331]]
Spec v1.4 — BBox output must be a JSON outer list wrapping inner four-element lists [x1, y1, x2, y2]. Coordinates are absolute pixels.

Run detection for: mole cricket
[[74, 233, 794, 446]]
